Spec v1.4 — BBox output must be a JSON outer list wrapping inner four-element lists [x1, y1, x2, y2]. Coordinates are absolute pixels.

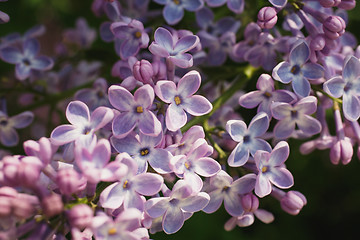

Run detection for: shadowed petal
[[10, 111, 34, 129], [145, 198, 169, 218], [268, 0, 287, 7], [0, 127, 18, 147], [323, 76, 345, 98], [166, 104, 187, 131], [292, 76, 310, 97], [183, 95, 212, 116], [163, 3, 184, 25], [343, 56, 360, 81], [228, 143, 249, 167], [169, 53, 193, 68], [148, 148, 173, 174], [112, 112, 137, 138], [202, 189, 224, 213], [268, 168, 294, 188], [274, 118, 295, 139], [15, 64, 31, 80], [224, 191, 243, 216], [227, 0, 244, 13], [66, 101, 90, 126], [231, 174, 256, 194], [180, 192, 210, 212], [239, 91, 263, 109], [134, 85, 154, 109], [343, 93, 360, 121], [297, 115, 322, 136], [0, 47, 22, 64], [120, 38, 140, 59], [31, 56, 54, 70], [90, 107, 114, 131], [302, 62, 324, 80], [289, 41, 309, 65], [163, 206, 184, 234], [183, 0, 203, 11]]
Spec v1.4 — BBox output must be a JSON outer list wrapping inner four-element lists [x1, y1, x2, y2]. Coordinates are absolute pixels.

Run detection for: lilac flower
[[63, 17, 96, 49], [92, 209, 149, 240], [205, 0, 244, 13], [50, 101, 114, 146], [166, 125, 205, 155], [0, 100, 34, 147], [111, 19, 149, 59], [254, 141, 294, 198], [145, 180, 210, 234], [111, 132, 172, 174], [323, 56, 360, 121], [272, 41, 325, 97], [100, 153, 163, 211], [239, 74, 296, 117], [268, 0, 287, 8], [75, 78, 111, 111], [149, 27, 199, 69], [0, 38, 54, 80], [155, 70, 212, 131], [226, 112, 272, 167], [271, 96, 322, 139], [203, 170, 256, 216], [153, 0, 203, 25], [108, 84, 162, 138], [170, 138, 220, 192]]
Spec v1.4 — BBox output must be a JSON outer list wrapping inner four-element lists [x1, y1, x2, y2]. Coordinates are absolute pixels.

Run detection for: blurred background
[[1, 1, 360, 239]]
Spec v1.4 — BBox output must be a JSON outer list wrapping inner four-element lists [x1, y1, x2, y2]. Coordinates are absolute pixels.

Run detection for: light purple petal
[[112, 112, 137, 138], [193, 157, 220, 177], [154, 27, 173, 52], [296, 115, 322, 136], [163, 207, 184, 234], [183, 0, 203, 11], [31, 56, 54, 70], [268, 168, 294, 189], [166, 104, 187, 131], [15, 64, 31, 80], [302, 63, 324, 80], [228, 143, 249, 167], [295, 96, 318, 115], [231, 173, 256, 194], [173, 35, 199, 53], [148, 148, 173, 174], [272, 62, 293, 84], [66, 101, 90, 126], [248, 112, 269, 137], [0, 47, 22, 64], [268, 0, 287, 7], [163, 3, 184, 25], [271, 102, 291, 120], [169, 53, 193, 68], [226, 120, 247, 142], [195, 6, 214, 28], [145, 198, 169, 218], [255, 174, 272, 198], [138, 110, 162, 136], [108, 85, 134, 111], [183, 95, 212, 116], [202, 189, 224, 213], [148, 42, 170, 58], [239, 91, 263, 109], [177, 70, 201, 97], [0, 127, 18, 147], [23, 39, 40, 57], [133, 173, 163, 196], [249, 138, 272, 156], [0, 11, 9, 23], [10, 111, 34, 129], [292, 76, 310, 97], [110, 135, 139, 155], [92, 139, 111, 168], [274, 118, 295, 139], [50, 125, 80, 145], [254, 209, 274, 223], [323, 76, 345, 98], [120, 39, 140, 59], [134, 84, 154, 109], [268, 141, 289, 166], [343, 93, 360, 121], [155, 80, 177, 103], [227, 0, 244, 14], [289, 41, 309, 65], [206, 0, 226, 7], [180, 192, 210, 212], [343, 56, 360, 81], [124, 191, 145, 211], [90, 107, 114, 131], [224, 192, 243, 216], [100, 183, 125, 209]]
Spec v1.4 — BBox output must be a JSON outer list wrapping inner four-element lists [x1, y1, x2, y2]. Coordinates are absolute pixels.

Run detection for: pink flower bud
[[133, 59, 154, 85], [17, 156, 43, 188], [12, 198, 34, 219], [257, 7, 277, 29], [338, 0, 356, 10], [310, 34, 326, 51], [323, 16, 346, 40], [42, 194, 63, 218], [280, 191, 307, 215], [241, 193, 259, 212], [318, 0, 340, 7], [0, 187, 17, 217], [67, 204, 93, 230], [56, 168, 86, 196], [330, 139, 353, 165]]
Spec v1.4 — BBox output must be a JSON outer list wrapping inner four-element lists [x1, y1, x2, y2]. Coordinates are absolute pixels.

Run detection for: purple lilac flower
[[271, 96, 322, 139], [155, 70, 212, 131], [224, 209, 274, 229], [63, 17, 96, 49], [203, 170, 256, 216], [50, 101, 114, 146], [149, 27, 199, 69], [91, 209, 149, 240], [111, 132, 172, 174], [170, 138, 220, 192], [166, 125, 205, 155], [239, 74, 296, 117], [0, 38, 54, 81], [254, 141, 294, 198], [100, 153, 163, 211], [232, 22, 261, 63], [0, 100, 34, 147], [145, 180, 210, 234], [75, 78, 111, 111], [153, 0, 203, 25], [272, 41, 325, 97], [226, 112, 272, 167], [323, 56, 360, 121], [111, 19, 149, 59], [205, 0, 244, 14], [111, 56, 142, 91], [108, 84, 161, 138]]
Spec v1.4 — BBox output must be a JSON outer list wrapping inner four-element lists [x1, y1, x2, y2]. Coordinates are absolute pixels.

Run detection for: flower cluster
[[0, 0, 359, 239]]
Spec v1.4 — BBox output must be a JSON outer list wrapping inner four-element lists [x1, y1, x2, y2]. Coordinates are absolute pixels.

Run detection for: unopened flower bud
[[310, 34, 326, 51], [12, 198, 34, 219], [0, 187, 17, 217], [67, 204, 93, 230], [323, 16, 346, 40], [17, 156, 43, 188], [338, 0, 356, 10], [133, 59, 154, 85], [42, 194, 63, 218], [319, 0, 340, 7], [257, 7, 277, 29], [56, 168, 86, 196], [280, 191, 307, 215], [241, 193, 259, 212], [330, 139, 353, 165]]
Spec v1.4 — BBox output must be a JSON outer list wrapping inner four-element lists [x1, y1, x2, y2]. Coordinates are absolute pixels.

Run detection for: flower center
[[108, 227, 117, 235], [291, 110, 298, 119], [0, 118, 8, 126], [261, 166, 268, 173], [140, 148, 149, 156], [290, 65, 301, 75], [136, 106, 143, 113], [123, 180, 129, 189], [23, 58, 31, 66], [184, 161, 190, 169], [83, 126, 92, 135], [174, 96, 181, 105], [263, 91, 272, 98], [134, 31, 142, 39], [243, 135, 251, 143], [173, 0, 181, 4]]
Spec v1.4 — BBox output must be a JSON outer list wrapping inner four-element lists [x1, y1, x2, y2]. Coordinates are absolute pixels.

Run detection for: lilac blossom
[[108, 84, 161, 138], [0, 100, 34, 147], [239, 74, 296, 117], [155, 70, 212, 131], [205, 0, 244, 13], [254, 141, 294, 198], [145, 180, 210, 234], [166, 125, 205, 155], [149, 27, 200, 69], [63, 17, 96, 49], [203, 170, 256, 216], [111, 56, 142, 91], [50, 101, 114, 146], [323, 56, 360, 121], [170, 138, 221, 192], [226, 112, 272, 167], [272, 41, 325, 97], [0, 38, 54, 80], [111, 19, 149, 59], [100, 153, 163, 211], [271, 96, 322, 139], [153, 0, 203, 25], [111, 132, 172, 174]]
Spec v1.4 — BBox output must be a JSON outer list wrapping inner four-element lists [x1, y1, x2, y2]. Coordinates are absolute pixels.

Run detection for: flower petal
[[154, 27, 173, 52], [273, 118, 295, 139], [323, 76, 345, 98], [268, 168, 294, 189], [133, 173, 163, 196], [296, 115, 322, 136], [226, 120, 247, 142], [193, 157, 221, 177], [177, 70, 201, 97], [289, 41, 309, 65], [10, 111, 34, 129], [112, 112, 137, 138], [182, 95, 212, 116], [166, 104, 187, 131], [292, 76, 310, 97], [343, 93, 360, 121], [163, 206, 184, 234], [227, 143, 249, 167], [66, 101, 90, 126], [108, 85, 134, 111], [255, 174, 272, 198], [163, 3, 184, 25]]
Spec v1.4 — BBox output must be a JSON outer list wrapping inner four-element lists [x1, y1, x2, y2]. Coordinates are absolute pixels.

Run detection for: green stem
[[203, 120, 227, 163], [181, 65, 259, 132]]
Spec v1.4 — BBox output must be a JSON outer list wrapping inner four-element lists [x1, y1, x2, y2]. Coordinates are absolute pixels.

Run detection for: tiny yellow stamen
[[261, 166, 268, 173], [123, 180, 129, 189], [173, 0, 180, 4], [184, 162, 190, 169], [264, 91, 272, 97], [174, 96, 181, 105], [135, 31, 142, 38], [140, 149, 149, 156], [108, 227, 117, 235], [136, 106, 143, 113]]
